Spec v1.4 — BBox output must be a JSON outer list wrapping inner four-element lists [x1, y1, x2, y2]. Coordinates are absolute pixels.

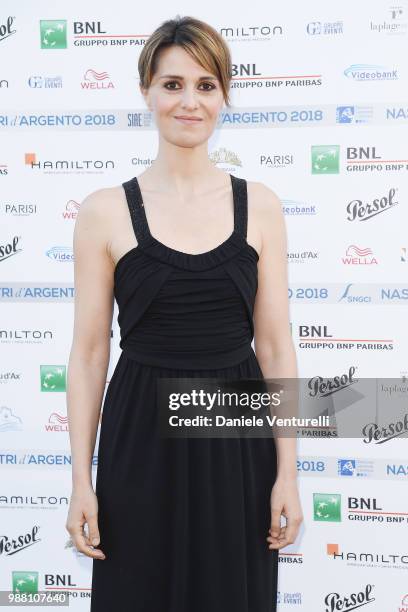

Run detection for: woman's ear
[[139, 83, 152, 110]]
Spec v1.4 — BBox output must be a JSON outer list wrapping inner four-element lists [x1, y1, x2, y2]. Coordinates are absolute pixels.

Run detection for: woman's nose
[[181, 88, 198, 108]]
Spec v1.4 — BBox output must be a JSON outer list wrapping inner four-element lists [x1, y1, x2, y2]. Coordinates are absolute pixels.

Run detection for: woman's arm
[[252, 181, 298, 473], [65, 187, 115, 559], [251, 181, 303, 550]]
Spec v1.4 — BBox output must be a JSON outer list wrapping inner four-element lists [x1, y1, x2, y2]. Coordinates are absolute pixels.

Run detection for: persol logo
[[0, 526, 41, 556], [346, 188, 398, 221], [324, 584, 375, 612], [0, 17, 16, 43], [308, 366, 357, 398], [362, 413, 408, 444], [0, 236, 21, 262]]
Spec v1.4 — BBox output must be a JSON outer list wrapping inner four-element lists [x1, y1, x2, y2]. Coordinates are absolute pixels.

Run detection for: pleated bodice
[[114, 173, 259, 370]]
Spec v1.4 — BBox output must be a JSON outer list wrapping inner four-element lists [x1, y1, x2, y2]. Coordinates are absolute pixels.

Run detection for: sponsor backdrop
[[1, 1, 407, 610]]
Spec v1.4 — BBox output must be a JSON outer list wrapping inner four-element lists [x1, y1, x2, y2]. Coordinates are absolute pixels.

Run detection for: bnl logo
[[73, 21, 107, 34], [299, 325, 332, 338]]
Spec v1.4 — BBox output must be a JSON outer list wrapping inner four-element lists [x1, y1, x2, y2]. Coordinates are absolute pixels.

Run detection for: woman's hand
[[267, 476, 303, 550], [65, 486, 106, 559]]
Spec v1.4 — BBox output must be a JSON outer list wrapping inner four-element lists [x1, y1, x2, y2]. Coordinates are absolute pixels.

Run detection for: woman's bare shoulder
[[73, 183, 128, 264], [76, 184, 124, 221], [246, 180, 284, 258], [246, 180, 282, 214]]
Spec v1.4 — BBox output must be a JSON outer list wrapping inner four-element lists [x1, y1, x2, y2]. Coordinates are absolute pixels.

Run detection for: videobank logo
[[46, 247, 74, 262], [344, 64, 399, 81]]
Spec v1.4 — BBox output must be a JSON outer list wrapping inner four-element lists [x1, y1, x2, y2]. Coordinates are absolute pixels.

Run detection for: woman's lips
[[174, 116, 202, 124]]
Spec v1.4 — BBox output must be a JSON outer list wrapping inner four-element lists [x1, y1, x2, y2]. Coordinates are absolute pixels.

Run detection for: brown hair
[[138, 15, 232, 107]]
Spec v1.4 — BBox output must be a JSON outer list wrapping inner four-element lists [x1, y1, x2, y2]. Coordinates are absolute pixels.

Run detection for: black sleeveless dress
[[90, 173, 279, 611]]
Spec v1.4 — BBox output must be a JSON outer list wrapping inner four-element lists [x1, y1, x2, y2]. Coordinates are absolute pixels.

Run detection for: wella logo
[[62, 200, 80, 220], [342, 245, 378, 265], [45, 412, 69, 432], [81, 69, 114, 89]]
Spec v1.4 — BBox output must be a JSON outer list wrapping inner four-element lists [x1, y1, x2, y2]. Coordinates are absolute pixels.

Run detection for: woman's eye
[[164, 81, 180, 90], [163, 81, 215, 91], [200, 82, 216, 91]]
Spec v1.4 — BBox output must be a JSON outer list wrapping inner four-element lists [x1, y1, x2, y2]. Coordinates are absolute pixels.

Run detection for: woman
[[65, 15, 303, 612]]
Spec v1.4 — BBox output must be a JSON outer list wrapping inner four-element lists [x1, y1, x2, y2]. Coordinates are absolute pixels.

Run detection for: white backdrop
[[1, 1, 408, 610]]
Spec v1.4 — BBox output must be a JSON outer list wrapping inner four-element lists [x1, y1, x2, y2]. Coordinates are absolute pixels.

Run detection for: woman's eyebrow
[[158, 74, 217, 80]]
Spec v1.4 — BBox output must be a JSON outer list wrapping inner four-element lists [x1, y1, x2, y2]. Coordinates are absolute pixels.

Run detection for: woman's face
[[141, 45, 225, 147]]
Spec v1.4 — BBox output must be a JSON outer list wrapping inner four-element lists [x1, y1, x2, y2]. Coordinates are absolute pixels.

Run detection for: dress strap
[[121, 177, 151, 243], [230, 174, 248, 239], [122, 173, 248, 244]]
